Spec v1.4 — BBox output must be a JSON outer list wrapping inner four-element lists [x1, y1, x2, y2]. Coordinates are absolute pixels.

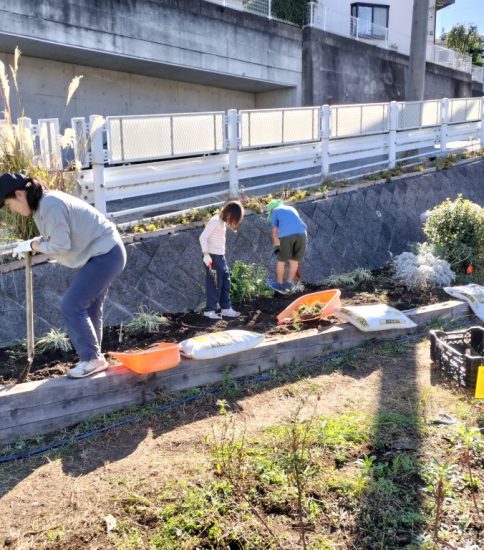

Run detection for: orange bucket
[[276, 289, 341, 325], [109, 342, 181, 374]]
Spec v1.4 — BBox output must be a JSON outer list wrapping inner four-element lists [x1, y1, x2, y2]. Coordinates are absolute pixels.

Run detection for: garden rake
[[0, 243, 35, 382]]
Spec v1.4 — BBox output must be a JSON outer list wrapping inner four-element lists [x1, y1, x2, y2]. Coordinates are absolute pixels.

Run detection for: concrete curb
[[0, 299, 471, 445]]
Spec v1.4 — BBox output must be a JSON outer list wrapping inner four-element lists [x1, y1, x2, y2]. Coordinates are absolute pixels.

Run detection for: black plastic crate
[[429, 326, 484, 389]]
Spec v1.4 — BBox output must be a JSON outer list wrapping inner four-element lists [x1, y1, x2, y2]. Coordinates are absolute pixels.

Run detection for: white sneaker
[[67, 357, 108, 378], [290, 281, 305, 292], [203, 311, 222, 320], [221, 308, 241, 318]]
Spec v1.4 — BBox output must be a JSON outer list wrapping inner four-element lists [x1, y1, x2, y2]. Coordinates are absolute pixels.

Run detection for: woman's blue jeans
[[61, 242, 127, 361]]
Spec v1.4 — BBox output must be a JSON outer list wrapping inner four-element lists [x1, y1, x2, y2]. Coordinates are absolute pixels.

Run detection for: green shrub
[[423, 195, 483, 272], [230, 260, 272, 304], [271, 0, 310, 26]]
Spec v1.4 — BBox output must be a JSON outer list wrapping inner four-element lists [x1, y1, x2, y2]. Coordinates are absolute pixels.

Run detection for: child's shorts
[[277, 233, 307, 262]]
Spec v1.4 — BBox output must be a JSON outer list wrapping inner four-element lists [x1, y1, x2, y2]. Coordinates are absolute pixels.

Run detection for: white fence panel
[[71, 117, 90, 168], [396, 127, 440, 151], [239, 107, 320, 149], [397, 100, 441, 130], [329, 134, 388, 156], [106, 112, 226, 164], [448, 98, 481, 124], [446, 122, 481, 150], [331, 103, 389, 138], [38, 118, 63, 170], [238, 143, 318, 175]]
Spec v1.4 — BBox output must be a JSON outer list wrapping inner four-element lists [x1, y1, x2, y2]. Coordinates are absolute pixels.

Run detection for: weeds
[[35, 329, 72, 353], [423, 459, 457, 544], [220, 367, 243, 400], [124, 307, 170, 333], [321, 268, 373, 289], [282, 402, 315, 549], [455, 425, 482, 519], [230, 260, 273, 304], [209, 400, 284, 548], [291, 301, 325, 323], [2, 335, 482, 548]]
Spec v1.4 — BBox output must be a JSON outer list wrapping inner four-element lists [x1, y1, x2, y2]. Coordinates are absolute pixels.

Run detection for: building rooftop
[[436, 0, 455, 11]]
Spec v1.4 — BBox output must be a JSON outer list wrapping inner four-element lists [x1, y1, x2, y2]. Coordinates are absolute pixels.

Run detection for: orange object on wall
[[109, 343, 180, 374], [466, 263, 474, 275], [276, 289, 341, 325]]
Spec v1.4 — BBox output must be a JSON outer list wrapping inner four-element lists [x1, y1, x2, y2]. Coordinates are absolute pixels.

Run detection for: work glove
[[273, 246, 280, 256], [12, 238, 41, 259], [203, 253, 212, 267]]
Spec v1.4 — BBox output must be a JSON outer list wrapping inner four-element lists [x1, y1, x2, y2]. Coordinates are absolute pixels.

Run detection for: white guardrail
[[71, 96, 483, 220], [3, 97, 483, 222]]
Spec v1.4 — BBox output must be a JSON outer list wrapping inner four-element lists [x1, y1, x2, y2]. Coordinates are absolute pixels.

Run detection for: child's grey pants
[[61, 242, 126, 361]]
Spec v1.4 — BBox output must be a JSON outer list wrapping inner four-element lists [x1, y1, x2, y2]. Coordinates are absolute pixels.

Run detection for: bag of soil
[[180, 330, 264, 360]]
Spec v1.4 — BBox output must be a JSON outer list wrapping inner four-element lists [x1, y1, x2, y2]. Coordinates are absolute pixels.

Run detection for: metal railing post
[[388, 101, 398, 169], [320, 105, 331, 178], [89, 115, 107, 215], [480, 96, 484, 149], [307, 1, 314, 27], [268, 0, 272, 19], [227, 109, 239, 198], [440, 97, 449, 155]]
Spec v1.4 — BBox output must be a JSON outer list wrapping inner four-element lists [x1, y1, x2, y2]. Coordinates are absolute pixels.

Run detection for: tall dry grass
[[0, 47, 83, 240]]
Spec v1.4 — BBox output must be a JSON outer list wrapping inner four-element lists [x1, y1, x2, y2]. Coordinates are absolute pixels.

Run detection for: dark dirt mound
[[0, 266, 451, 384]]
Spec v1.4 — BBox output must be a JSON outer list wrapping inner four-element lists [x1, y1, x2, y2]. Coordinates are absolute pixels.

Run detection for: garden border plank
[[0, 300, 471, 445]]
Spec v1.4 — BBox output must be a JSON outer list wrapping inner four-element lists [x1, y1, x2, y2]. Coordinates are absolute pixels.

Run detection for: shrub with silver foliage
[[393, 243, 456, 290]]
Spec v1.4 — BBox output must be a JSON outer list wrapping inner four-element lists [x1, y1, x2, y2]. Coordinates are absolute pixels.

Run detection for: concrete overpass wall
[[0, 0, 302, 120], [0, 52, 258, 121]]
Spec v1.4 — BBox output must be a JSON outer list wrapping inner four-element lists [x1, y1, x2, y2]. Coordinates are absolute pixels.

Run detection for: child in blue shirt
[[266, 200, 307, 294]]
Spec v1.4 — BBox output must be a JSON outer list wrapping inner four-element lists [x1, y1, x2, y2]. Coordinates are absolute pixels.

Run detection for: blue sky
[[436, 0, 484, 36]]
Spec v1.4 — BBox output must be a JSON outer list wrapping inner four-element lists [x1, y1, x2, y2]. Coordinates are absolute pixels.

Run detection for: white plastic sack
[[443, 284, 484, 321], [179, 330, 264, 360], [334, 304, 417, 332]]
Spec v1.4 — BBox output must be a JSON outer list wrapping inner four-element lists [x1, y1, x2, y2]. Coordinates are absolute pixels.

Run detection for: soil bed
[[0, 266, 451, 384]]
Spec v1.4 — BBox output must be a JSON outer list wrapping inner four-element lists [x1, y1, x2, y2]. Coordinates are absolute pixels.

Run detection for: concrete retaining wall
[[0, 0, 302, 120], [0, 159, 482, 346], [302, 27, 473, 105]]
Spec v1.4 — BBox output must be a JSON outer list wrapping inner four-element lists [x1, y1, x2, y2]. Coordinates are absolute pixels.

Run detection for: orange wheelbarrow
[[276, 289, 341, 325]]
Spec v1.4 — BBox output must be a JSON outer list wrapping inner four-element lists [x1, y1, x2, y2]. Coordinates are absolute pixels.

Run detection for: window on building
[[351, 3, 389, 40]]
